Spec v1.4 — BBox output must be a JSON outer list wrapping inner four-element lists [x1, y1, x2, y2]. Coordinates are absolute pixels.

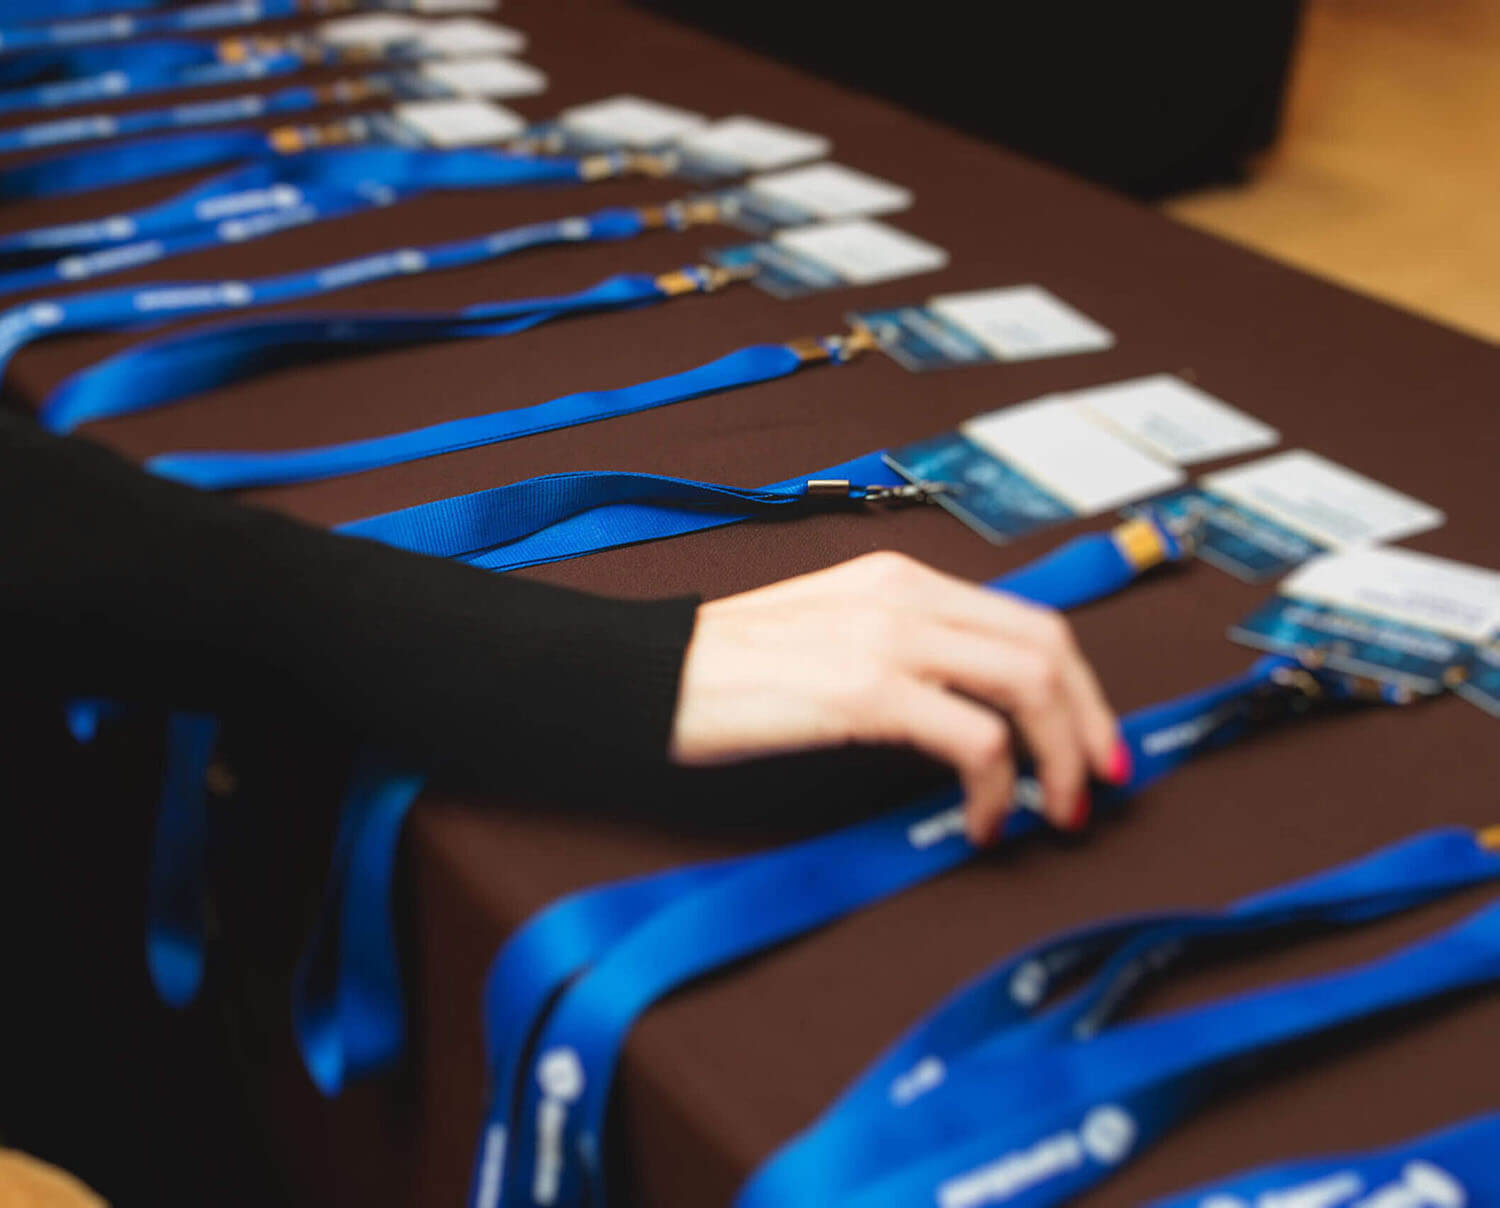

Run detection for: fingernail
[[1107, 738, 1133, 787], [1069, 790, 1092, 832]]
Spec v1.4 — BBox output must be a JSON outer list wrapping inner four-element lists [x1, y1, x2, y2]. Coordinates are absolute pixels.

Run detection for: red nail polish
[[1070, 790, 1092, 832], [1107, 738, 1133, 787]]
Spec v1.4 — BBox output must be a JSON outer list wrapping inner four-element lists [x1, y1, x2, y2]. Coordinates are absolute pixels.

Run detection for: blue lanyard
[[291, 512, 1193, 1113], [42, 263, 754, 433], [0, 1, 300, 54], [826, 894, 1500, 1208], [0, 101, 543, 204], [0, 72, 395, 154], [737, 825, 1500, 1206], [334, 438, 1199, 585], [494, 657, 1400, 1208], [1151, 1113, 1500, 1206], [0, 142, 644, 301], [146, 328, 869, 491], [145, 712, 220, 1009], [3, 1, 172, 22], [0, 38, 313, 115], [0, 198, 716, 382]]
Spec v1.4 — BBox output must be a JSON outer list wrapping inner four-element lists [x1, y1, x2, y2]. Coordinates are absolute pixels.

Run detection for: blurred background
[[640, 0, 1499, 342]]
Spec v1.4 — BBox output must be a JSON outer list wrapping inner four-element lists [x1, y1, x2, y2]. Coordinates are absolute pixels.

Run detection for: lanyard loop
[[1150, 1113, 1500, 1206], [0, 200, 723, 385], [41, 264, 752, 433], [146, 331, 864, 491]]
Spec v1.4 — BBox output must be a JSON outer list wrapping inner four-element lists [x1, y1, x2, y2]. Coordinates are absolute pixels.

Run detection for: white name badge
[[1203, 450, 1444, 550], [394, 98, 527, 147], [558, 95, 708, 147], [414, 17, 527, 57], [675, 115, 830, 172], [1068, 374, 1279, 465], [412, 0, 500, 12], [961, 398, 1185, 515], [746, 162, 912, 220], [772, 219, 948, 286], [928, 286, 1115, 361], [420, 56, 546, 99], [318, 13, 425, 48], [1281, 546, 1500, 643]]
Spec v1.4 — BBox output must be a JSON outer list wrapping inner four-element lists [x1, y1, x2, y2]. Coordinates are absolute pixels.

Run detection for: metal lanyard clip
[[805, 479, 951, 506]]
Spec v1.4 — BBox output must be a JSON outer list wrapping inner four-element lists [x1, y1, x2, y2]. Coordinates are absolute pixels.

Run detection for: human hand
[[670, 552, 1131, 844]]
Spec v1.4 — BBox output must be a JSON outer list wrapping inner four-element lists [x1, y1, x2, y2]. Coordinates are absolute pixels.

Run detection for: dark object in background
[[633, 1, 1305, 200]]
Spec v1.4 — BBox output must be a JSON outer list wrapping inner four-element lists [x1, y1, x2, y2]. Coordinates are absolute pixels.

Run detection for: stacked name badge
[[886, 374, 1278, 543], [1232, 545, 1500, 699], [1128, 448, 1445, 581]]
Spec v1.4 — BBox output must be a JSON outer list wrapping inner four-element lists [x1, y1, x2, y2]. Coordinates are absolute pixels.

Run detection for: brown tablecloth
[[6, 2, 1499, 1204]]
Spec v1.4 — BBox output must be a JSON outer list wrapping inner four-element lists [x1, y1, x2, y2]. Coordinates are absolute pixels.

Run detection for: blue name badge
[[552, 94, 710, 158], [1456, 642, 1500, 719], [1229, 546, 1500, 695], [885, 431, 1077, 542], [1124, 485, 1328, 582], [1231, 596, 1467, 696], [850, 285, 1115, 372], [885, 400, 1184, 545], [713, 162, 914, 235], [1125, 450, 1444, 583], [669, 116, 831, 184], [709, 219, 948, 299]]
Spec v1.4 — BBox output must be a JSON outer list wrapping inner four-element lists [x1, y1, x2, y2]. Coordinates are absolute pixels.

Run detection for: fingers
[[859, 679, 1016, 846], [851, 556, 1122, 782], [673, 549, 1129, 843], [901, 627, 1091, 830]]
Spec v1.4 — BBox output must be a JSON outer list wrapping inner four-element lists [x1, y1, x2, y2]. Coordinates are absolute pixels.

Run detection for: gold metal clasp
[[804, 479, 949, 505], [654, 261, 758, 296], [583, 150, 680, 181], [1112, 515, 1173, 572], [787, 321, 882, 365], [637, 197, 725, 231]]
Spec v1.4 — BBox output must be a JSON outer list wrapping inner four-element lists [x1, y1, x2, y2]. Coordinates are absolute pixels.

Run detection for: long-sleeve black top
[[0, 409, 700, 794]]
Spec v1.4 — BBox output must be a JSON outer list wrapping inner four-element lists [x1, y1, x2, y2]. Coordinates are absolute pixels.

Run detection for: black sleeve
[[0, 411, 700, 794]]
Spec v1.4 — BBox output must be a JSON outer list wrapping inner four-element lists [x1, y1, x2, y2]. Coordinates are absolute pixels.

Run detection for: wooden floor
[[1164, 0, 1500, 342]]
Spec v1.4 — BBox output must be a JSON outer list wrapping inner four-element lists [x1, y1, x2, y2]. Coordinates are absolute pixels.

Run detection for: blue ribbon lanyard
[[147, 324, 874, 491], [42, 262, 756, 433], [829, 892, 1500, 1208], [290, 510, 1194, 1113], [0, 142, 660, 303], [0, 71, 397, 155], [145, 711, 221, 1009], [2, 1, 172, 23], [335, 429, 1204, 586], [737, 824, 1500, 1206], [1151, 1113, 1500, 1207], [497, 657, 1405, 1208], [0, 1, 301, 55], [0, 197, 722, 381], [0, 36, 313, 115]]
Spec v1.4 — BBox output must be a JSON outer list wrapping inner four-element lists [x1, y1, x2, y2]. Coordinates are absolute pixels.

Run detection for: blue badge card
[[407, 56, 549, 102], [547, 93, 709, 156], [886, 397, 1186, 543], [712, 162, 913, 234], [386, 96, 530, 147], [1128, 449, 1444, 582], [1457, 641, 1500, 718], [1231, 546, 1500, 695], [1063, 373, 1279, 465], [670, 115, 831, 182], [710, 219, 948, 297], [850, 285, 1115, 372]]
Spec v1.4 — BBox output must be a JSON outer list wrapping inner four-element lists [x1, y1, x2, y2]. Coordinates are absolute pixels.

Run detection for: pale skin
[[670, 551, 1132, 845]]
